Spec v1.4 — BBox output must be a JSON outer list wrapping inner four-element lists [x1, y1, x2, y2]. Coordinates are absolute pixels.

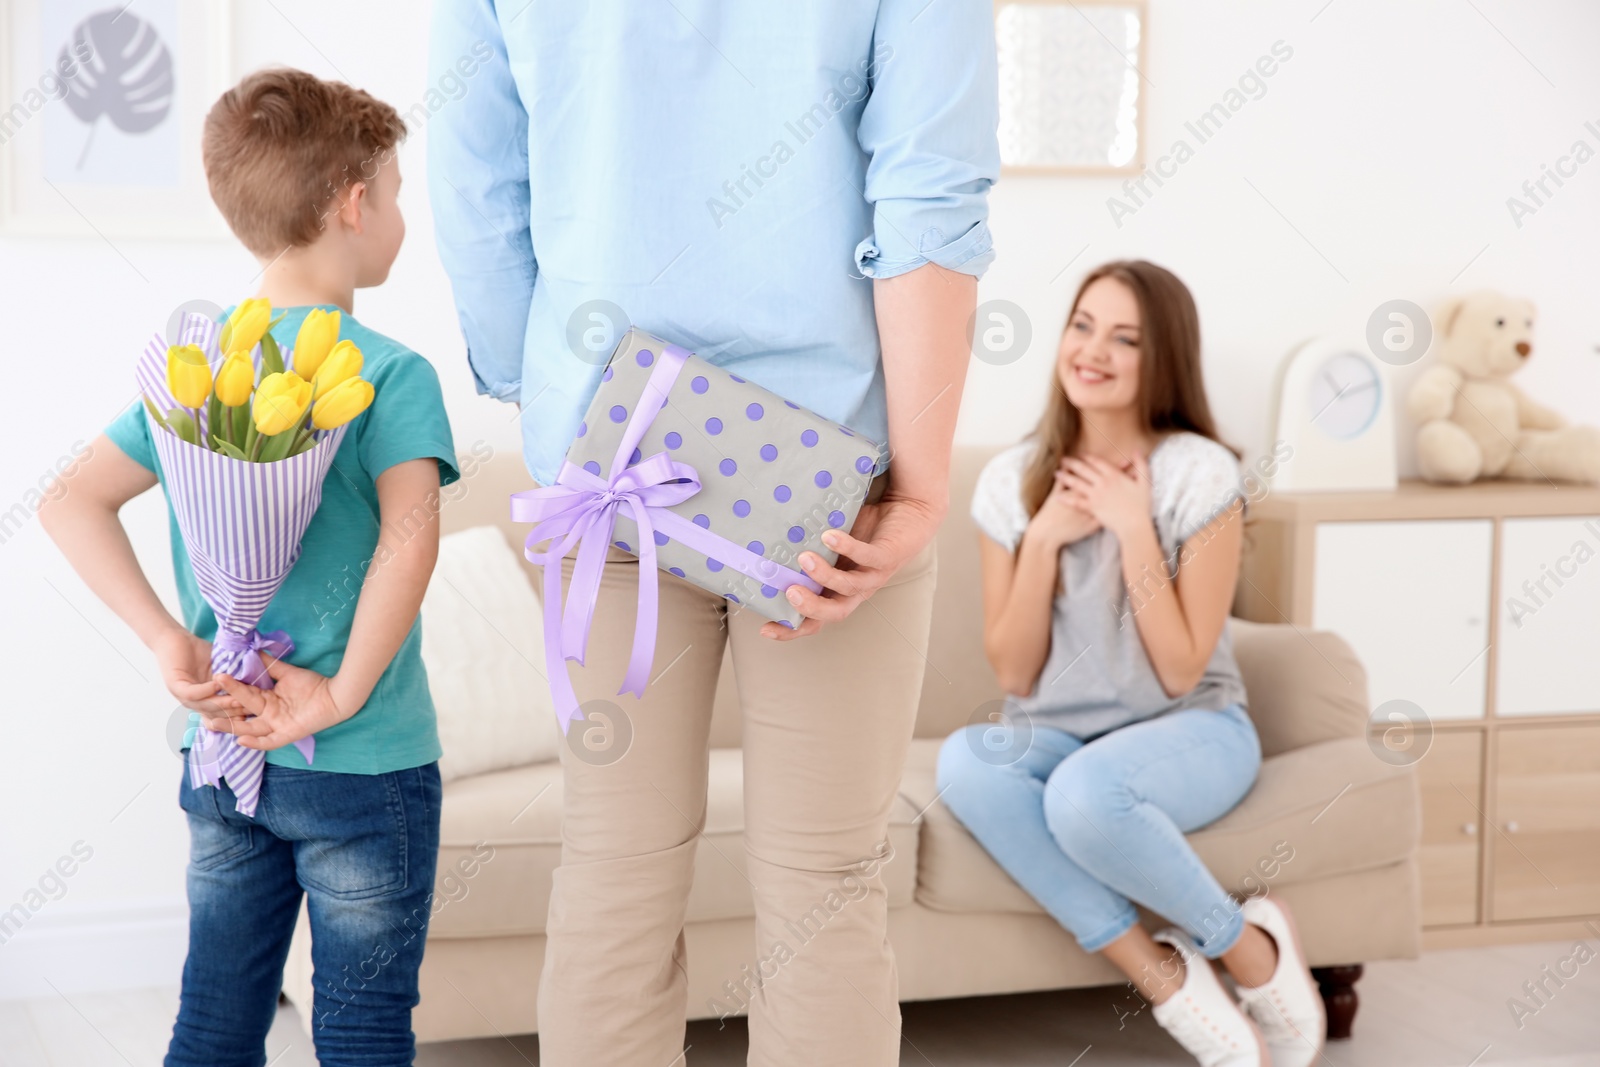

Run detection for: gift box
[[512, 327, 885, 730]]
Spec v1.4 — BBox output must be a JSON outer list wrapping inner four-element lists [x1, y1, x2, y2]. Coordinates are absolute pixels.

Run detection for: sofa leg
[[1311, 964, 1363, 1040]]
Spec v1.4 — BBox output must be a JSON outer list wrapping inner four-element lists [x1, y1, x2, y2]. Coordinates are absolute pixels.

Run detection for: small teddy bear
[[1408, 290, 1600, 485]]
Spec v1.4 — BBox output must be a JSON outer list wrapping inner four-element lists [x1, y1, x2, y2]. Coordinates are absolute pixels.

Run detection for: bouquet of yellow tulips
[[134, 304, 372, 817], [146, 300, 374, 462]]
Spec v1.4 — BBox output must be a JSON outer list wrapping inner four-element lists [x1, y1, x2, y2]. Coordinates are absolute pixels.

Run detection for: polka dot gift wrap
[[553, 327, 885, 628]]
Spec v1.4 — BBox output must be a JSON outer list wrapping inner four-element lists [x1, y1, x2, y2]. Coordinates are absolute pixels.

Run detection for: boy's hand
[[205, 654, 354, 751], [151, 628, 228, 715]]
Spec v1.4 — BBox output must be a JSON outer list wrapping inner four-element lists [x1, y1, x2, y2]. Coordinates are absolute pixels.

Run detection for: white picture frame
[[995, 0, 1147, 175], [0, 0, 231, 238]]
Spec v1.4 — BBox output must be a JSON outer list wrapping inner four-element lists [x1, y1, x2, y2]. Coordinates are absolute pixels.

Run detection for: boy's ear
[[335, 181, 368, 236]]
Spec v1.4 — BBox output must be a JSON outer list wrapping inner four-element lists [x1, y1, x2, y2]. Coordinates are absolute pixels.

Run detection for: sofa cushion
[[1229, 618, 1370, 758], [429, 749, 923, 939], [901, 735, 1420, 915]]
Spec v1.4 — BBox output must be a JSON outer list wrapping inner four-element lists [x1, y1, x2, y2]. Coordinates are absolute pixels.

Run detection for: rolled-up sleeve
[[853, 0, 1000, 281], [427, 0, 535, 403]]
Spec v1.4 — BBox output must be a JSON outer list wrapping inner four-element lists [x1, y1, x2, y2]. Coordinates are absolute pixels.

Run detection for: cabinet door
[[1492, 724, 1600, 921], [1313, 520, 1493, 720], [1415, 730, 1483, 926], [1496, 517, 1600, 716]]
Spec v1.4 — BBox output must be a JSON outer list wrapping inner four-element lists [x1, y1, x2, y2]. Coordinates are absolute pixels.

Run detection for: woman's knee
[[1042, 758, 1133, 856]]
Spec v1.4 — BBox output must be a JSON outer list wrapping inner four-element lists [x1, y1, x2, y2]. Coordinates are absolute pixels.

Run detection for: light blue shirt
[[428, 0, 1000, 485]]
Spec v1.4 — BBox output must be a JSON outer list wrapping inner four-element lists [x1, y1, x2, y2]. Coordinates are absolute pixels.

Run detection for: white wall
[[1, 0, 1595, 996]]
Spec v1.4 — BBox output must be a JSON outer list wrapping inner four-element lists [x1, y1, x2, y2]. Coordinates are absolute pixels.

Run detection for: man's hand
[[761, 490, 942, 640], [204, 654, 353, 751], [150, 628, 226, 715]]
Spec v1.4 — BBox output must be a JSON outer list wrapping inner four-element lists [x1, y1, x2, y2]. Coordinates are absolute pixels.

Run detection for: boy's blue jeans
[[936, 704, 1261, 959], [166, 760, 442, 1067]]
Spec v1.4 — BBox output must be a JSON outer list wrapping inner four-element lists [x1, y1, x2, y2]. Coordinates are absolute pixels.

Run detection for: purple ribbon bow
[[512, 343, 822, 732], [190, 626, 314, 812]]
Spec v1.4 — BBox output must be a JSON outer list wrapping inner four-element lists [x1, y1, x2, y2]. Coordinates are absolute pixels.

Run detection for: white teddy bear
[[1408, 290, 1600, 485]]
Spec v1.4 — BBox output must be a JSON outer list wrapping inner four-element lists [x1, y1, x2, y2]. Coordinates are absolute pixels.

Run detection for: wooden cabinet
[[1238, 480, 1600, 946], [1492, 724, 1600, 922]]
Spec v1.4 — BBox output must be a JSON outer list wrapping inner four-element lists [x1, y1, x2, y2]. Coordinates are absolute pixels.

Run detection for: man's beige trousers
[[533, 538, 938, 1067]]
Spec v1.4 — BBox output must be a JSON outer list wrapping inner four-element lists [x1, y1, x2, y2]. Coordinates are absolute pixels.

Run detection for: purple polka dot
[[801, 429, 819, 447], [630, 447, 642, 465], [653, 531, 670, 546], [747, 540, 765, 555], [760, 443, 778, 462], [729, 373, 746, 384], [691, 375, 709, 394], [760, 585, 778, 598], [706, 417, 723, 435], [746, 402, 764, 421], [726, 592, 739, 602], [815, 470, 832, 488], [706, 558, 724, 572], [603, 366, 613, 382], [664, 431, 682, 449], [839, 425, 854, 437], [614, 540, 631, 551], [577, 420, 587, 438], [669, 566, 686, 578], [774, 484, 792, 503], [719, 457, 737, 476], [787, 525, 806, 543], [636, 348, 654, 367], [783, 400, 800, 410], [829, 510, 846, 528], [733, 499, 751, 517], [609, 404, 627, 423], [778, 619, 795, 629], [693, 513, 711, 528], [583, 460, 602, 476], [856, 455, 874, 474]]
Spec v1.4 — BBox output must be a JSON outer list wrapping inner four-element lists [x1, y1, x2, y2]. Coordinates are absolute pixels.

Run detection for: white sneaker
[[1235, 895, 1326, 1067], [1150, 928, 1266, 1066]]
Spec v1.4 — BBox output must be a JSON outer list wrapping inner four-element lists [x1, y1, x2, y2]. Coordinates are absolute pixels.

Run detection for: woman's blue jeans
[[936, 704, 1260, 958], [165, 761, 441, 1067]]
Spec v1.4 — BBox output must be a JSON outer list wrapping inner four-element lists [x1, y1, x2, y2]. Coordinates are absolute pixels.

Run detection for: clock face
[[1307, 350, 1382, 440]]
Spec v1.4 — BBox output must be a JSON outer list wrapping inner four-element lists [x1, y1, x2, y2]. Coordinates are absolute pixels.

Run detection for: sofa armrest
[[1231, 618, 1370, 758]]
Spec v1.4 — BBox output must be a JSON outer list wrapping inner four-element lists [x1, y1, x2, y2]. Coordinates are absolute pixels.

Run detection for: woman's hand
[[763, 490, 941, 641], [1060, 453, 1154, 543], [1028, 462, 1103, 551], [203, 654, 354, 751], [150, 627, 227, 715]]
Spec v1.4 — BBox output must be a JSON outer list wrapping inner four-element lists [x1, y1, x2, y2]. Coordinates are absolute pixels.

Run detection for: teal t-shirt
[[106, 306, 460, 775]]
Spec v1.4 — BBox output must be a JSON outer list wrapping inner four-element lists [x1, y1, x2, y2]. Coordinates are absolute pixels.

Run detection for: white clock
[[1267, 338, 1397, 492]]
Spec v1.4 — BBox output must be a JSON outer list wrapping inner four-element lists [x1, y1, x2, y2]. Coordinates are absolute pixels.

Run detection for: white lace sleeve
[[969, 442, 1035, 551], [1152, 434, 1245, 553]]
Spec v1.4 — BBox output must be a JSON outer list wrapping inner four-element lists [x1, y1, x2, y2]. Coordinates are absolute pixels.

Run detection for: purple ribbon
[[190, 627, 314, 795], [511, 342, 822, 732]]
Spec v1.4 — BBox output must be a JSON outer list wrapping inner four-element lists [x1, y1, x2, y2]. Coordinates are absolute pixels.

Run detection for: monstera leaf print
[[57, 9, 175, 169]]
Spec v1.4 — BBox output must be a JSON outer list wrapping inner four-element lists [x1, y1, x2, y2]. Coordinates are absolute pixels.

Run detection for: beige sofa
[[283, 445, 1422, 1042]]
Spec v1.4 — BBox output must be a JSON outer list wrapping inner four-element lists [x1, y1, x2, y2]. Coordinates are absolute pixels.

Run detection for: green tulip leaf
[[166, 407, 197, 446], [210, 435, 249, 461], [259, 333, 285, 377], [206, 392, 223, 444], [142, 396, 174, 435]]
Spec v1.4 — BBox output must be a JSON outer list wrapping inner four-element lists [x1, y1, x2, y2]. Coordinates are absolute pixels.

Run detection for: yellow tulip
[[311, 377, 375, 430], [252, 372, 312, 436], [214, 352, 255, 407], [312, 340, 363, 400], [166, 345, 212, 409], [220, 298, 272, 355], [292, 308, 341, 380]]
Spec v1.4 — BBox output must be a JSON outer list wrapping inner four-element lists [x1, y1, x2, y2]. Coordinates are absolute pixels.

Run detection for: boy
[[41, 69, 457, 1067]]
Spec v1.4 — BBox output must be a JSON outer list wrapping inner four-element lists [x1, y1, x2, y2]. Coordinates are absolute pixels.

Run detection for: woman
[[937, 261, 1324, 1067]]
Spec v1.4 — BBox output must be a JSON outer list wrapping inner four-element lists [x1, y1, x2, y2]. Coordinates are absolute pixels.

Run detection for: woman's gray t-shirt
[[970, 433, 1250, 739]]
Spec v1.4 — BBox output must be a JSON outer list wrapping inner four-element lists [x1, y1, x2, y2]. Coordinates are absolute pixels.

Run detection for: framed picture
[[995, 0, 1147, 175], [0, 0, 230, 238]]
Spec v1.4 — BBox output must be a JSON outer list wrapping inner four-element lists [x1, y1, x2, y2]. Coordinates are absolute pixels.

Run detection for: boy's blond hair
[[202, 68, 406, 257]]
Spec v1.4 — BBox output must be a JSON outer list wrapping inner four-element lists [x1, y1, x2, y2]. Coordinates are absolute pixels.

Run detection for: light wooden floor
[[3, 940, 1598, 1065]]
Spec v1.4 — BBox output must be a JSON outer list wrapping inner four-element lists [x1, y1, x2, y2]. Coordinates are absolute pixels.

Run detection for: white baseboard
[[0, 897, 188, 1000]]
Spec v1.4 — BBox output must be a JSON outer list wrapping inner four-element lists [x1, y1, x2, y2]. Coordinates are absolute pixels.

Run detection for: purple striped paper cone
[[139, 312, 348, 817]]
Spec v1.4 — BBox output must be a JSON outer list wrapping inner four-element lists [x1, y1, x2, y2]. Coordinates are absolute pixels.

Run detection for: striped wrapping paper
[[138, 311, 348, 817]]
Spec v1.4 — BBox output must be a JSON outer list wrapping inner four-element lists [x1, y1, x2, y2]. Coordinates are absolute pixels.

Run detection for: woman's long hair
[[1020, 259, 1231, 518]]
